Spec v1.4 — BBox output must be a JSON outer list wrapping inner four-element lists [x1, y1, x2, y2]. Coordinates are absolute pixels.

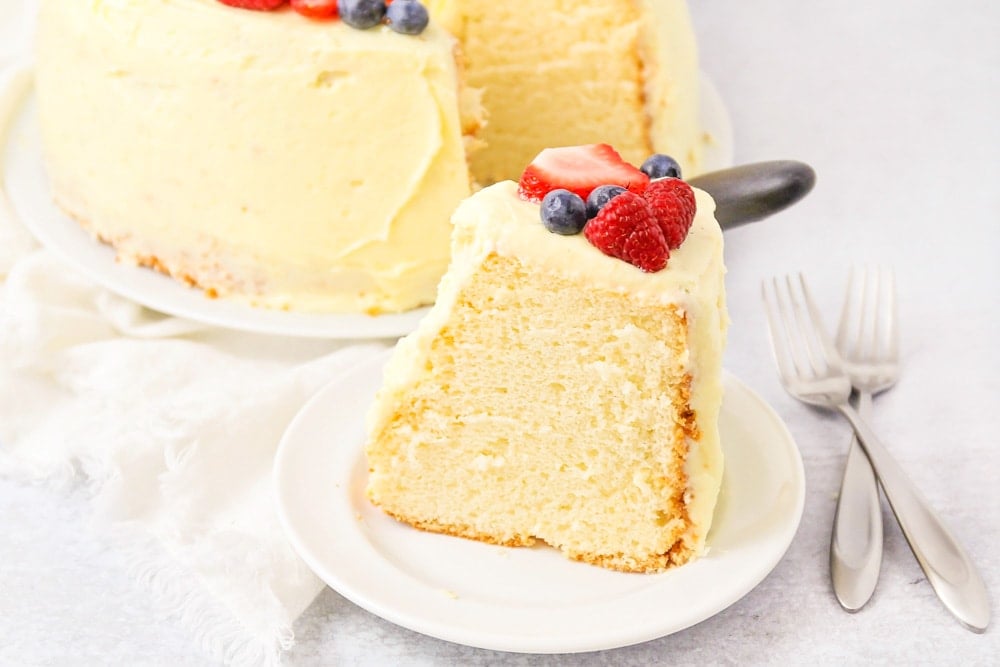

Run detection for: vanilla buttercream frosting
[[35, 0, 480, 313]]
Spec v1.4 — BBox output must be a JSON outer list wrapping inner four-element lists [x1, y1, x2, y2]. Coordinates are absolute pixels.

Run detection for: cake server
[[688, 160, 816, 229]]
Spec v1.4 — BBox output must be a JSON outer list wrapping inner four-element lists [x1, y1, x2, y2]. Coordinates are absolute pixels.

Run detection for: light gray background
[[1, 0, 998, 664]]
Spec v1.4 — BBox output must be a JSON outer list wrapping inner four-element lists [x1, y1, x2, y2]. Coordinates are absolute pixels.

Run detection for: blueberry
[[585, 184, 626, 219], [540, 189, 587, 235], [640, 154, 682, 180], [338, 0, 386, 30], [386, 0, 429, 35]]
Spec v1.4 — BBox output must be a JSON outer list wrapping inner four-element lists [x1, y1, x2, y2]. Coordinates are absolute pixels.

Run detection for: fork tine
[[761, 279, 796, 383], [869, 266, 881, 364], [835, 266, 857, 355], [787, 273, 830, 376], [764, 277, 814, 382], [884, 267, 899, 363], [851, 266, 878, 361], [797, 272, 844, 373], [774, 276, 814, 378]]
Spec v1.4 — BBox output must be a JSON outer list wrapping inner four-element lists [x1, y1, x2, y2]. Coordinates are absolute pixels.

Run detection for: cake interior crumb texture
[[428, 0, 703, 183]]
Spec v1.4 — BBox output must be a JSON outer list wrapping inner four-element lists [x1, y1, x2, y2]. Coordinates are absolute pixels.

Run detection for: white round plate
[[275, 351, 804, 653], [0, 77, 429, 339], [0, 72, 732, 339]]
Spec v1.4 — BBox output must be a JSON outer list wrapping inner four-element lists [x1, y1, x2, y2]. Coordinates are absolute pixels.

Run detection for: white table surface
[[2, 0, 999, 664]]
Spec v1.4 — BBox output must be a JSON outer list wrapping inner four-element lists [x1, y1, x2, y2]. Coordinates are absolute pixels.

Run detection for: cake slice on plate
[[365, 145, 727, 572]]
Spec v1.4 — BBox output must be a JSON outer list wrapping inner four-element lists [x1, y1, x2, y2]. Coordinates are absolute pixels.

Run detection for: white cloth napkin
[[0, 53, 389, 666]]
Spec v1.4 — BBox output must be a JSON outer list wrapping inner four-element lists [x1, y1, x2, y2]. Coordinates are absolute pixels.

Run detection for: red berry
[[217, 0, 287, 10], [518, 144, 649, 204], [643, 178, 697, 249], [290, 0, 338, 18], [583, 191, 669, 272]]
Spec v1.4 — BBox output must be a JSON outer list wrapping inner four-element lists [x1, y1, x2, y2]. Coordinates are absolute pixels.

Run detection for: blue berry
[[640, 154, 682, 180], [540, 189, 587, 235], [386, 1, 429, 35], [585, 184, 626, 219], [337, 0, 386, 30]]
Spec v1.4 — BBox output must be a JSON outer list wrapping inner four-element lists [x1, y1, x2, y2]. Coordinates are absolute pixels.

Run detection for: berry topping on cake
[[540, 189, 588, 235], [217, 0, 430, 33], [218, 0, 286, 9], [290, 0, 339, 18], [584, 191, 669, 272], [518, 144, 649, 204], [386, 0, 429, 34], [585, 184, 627, 219], [640, 153, 682, 180], [643, 178, 697, 249], [338, 0, 387, 28]]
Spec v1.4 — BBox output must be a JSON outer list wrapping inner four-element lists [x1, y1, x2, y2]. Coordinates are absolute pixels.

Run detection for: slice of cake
[[365, 146, 726, 572], [427, 0, 703, 184], [34, 0, 483, 313]]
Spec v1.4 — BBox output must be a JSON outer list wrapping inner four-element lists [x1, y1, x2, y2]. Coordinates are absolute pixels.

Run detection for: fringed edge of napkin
[[114, 525, 292, 667]]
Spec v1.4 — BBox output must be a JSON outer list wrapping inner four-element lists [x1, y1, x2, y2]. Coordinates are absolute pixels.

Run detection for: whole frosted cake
[[34, 0, 481, 313], [365, 146, 726, 571], [34, 1, 704, 313]]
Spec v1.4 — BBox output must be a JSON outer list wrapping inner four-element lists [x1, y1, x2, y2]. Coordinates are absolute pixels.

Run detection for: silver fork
[[830, 267, 898, 611], [761, 273, 990, 633]]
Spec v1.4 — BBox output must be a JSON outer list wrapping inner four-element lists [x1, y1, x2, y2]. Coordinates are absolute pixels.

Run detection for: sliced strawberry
[[583, 191, 669, 272], [217, 0, 287, 10], [290, 0, 338, 18], [518, 144, 649, 203]]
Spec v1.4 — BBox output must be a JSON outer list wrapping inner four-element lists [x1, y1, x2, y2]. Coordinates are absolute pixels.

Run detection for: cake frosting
[[426, 0, 703, 184], [34, 0, 481, 313], [365, 180, 726, 571]]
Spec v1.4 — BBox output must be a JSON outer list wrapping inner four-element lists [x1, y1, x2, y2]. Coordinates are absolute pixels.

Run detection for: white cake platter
[[274, 350, 804, 653], [1, 70, 733, 340]]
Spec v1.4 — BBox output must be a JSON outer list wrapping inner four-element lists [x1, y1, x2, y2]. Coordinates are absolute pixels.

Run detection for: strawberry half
[[290, 0, 338, 18], [518, 144, 650, 203], [217, 0, 287, 10]]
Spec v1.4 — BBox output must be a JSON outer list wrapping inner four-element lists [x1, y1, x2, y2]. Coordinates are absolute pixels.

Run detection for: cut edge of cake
[[426, 0, 704, 184]]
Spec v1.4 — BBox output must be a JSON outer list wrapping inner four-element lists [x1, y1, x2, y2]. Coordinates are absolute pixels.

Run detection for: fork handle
[[836, 403, 991, 632], [830, 391, 883, 611]]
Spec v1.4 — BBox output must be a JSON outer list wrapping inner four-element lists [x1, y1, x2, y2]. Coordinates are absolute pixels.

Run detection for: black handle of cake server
[[687, 160, 816, 230]]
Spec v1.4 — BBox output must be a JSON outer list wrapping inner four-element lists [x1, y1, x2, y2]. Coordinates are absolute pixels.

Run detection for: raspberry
[[643, 178, 696, 249], [621, 224, 670, 273], [217, 0, 287, 10], [584, 191, 669, 272]]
